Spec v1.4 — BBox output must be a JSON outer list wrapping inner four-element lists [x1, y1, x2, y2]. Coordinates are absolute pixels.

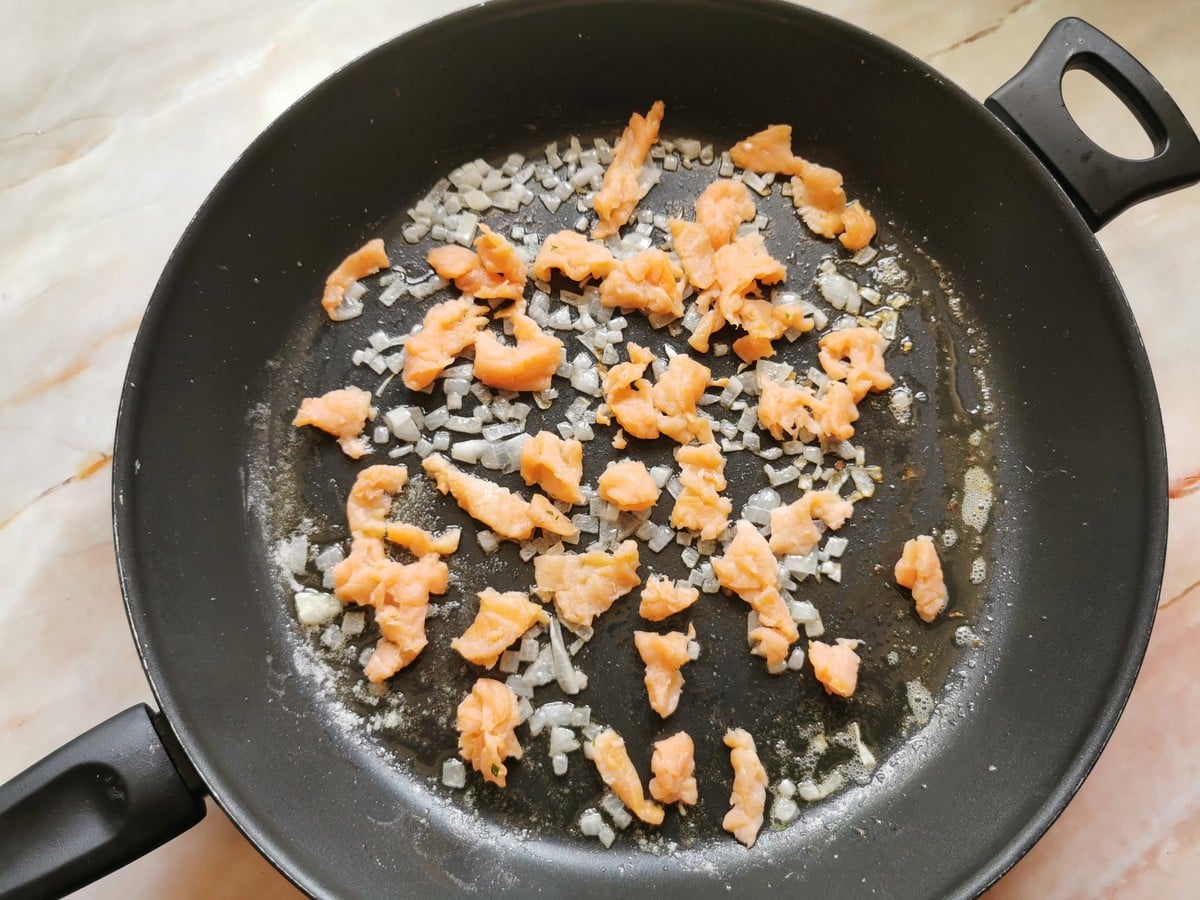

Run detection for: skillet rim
[[111, 0, 1168, 895]]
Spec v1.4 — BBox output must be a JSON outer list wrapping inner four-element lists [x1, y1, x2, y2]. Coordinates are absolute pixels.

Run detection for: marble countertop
[[3, 1, 1198, 896]]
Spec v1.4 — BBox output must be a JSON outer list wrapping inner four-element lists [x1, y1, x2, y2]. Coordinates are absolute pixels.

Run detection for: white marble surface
[[2, 1, 1199, 896]]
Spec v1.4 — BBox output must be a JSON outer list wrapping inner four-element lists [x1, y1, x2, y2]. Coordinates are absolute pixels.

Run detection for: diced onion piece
[[314, 544, 344, 572], [580, 809, 603, 836], [549, 726, 581, 756], [549, 619, 586, 695], [295, 590, 341, 626], [505, 674, 533, 699], [799, 770, 846, 802], [284, 535, 308, 575], [771, 796, 800, 823], [341, 610, 365, 635], [788, 599, 824, 637], [451, 439, 489, 464], [600, 792, 634, 829]]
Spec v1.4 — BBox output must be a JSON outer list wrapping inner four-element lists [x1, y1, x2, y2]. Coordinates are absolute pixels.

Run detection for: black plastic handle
[[0, 705, 207, 900], [985, 16, 1200, 231]]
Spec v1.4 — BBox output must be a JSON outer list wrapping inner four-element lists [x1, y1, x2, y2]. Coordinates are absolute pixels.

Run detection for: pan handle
[[0, 704, 207, 900], [985, 16, 1200, 231]]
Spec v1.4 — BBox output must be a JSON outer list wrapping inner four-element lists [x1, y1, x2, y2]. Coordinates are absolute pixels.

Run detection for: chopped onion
[[516, 697, 533, 724], [538, 701, 575, 729], [408, 275, 448, 300], [402, 223, 429, 244], [771, 796, 800, 823], [481, 421, 523, 442], [283, 535, 309, 575], [320, 625, 345, 651], [635, 519, 658, 541], [381, 407, 420, 443], [518, 637, 540, 663], [549, 619, 586, 695], [600, 792, 634, 829], [748, 487, 781, 510], [765, 463, 801, 487], [648, 524, 674, 553], [799, 770, 846, 802], [580, 809, 603, 836], [851, 245, 879, 266], [505, 674, 533, 699], [441, 758, 467, 789], [328, 282, 365, 322], [334, 611, 363, 637], [476, 530, 500, 554], [445, 415, 482, 435], [788, 599, 824, 637], [549, 726, 581, 756], [818, 560, 842, 583], [818, 270, 862, 313], [295, 590, 341, 626]]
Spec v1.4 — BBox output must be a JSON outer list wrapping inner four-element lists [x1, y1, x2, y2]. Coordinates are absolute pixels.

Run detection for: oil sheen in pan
[[244, 131, 1000, 855]]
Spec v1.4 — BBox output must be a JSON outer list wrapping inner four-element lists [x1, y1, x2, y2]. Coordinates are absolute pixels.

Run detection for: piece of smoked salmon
[[712, 520, 799, 673], [293, 386, 373, 459], [638, 576, 699, 622], [670, 442, 731, 541], [808, 638, 862, 698], [402, 297, 488, 391], [456, 678, 523, 787], [472, 309, 563, 393], [593, 101, 665, 240], [452, 588, 550, 668], [722, 728, 767, 847], [818, 327, 893, 402], [322, 238, 389, 320], [597, 460, 661, 512], [895, 535, 948, 623], [520, 431, 585, 505], [634, 625, 696, 718], [533, 540, 641, 630], [590, 728, 665, 825], [649, 731, 698, 806], [532, 231, 616, 283], [768, 490, 854, 557]]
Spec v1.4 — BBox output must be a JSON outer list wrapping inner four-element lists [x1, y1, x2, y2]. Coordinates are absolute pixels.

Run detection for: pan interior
[[115, 1, 1165, 897], [249, 124, 999, 858]]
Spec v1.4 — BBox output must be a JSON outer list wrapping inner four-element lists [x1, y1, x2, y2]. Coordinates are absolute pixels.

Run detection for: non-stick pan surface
[[108, 1, 1176, 896]]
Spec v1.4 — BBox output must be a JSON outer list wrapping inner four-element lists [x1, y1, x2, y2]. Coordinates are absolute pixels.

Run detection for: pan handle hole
[[1061, 68, 1156, 161]]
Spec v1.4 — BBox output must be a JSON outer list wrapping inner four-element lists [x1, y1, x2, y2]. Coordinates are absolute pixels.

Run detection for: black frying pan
[[2, 2, 1198, 897]]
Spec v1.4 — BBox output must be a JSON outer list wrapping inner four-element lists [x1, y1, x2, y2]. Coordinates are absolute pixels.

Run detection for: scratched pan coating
[[114, 1, 1166, 896]]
